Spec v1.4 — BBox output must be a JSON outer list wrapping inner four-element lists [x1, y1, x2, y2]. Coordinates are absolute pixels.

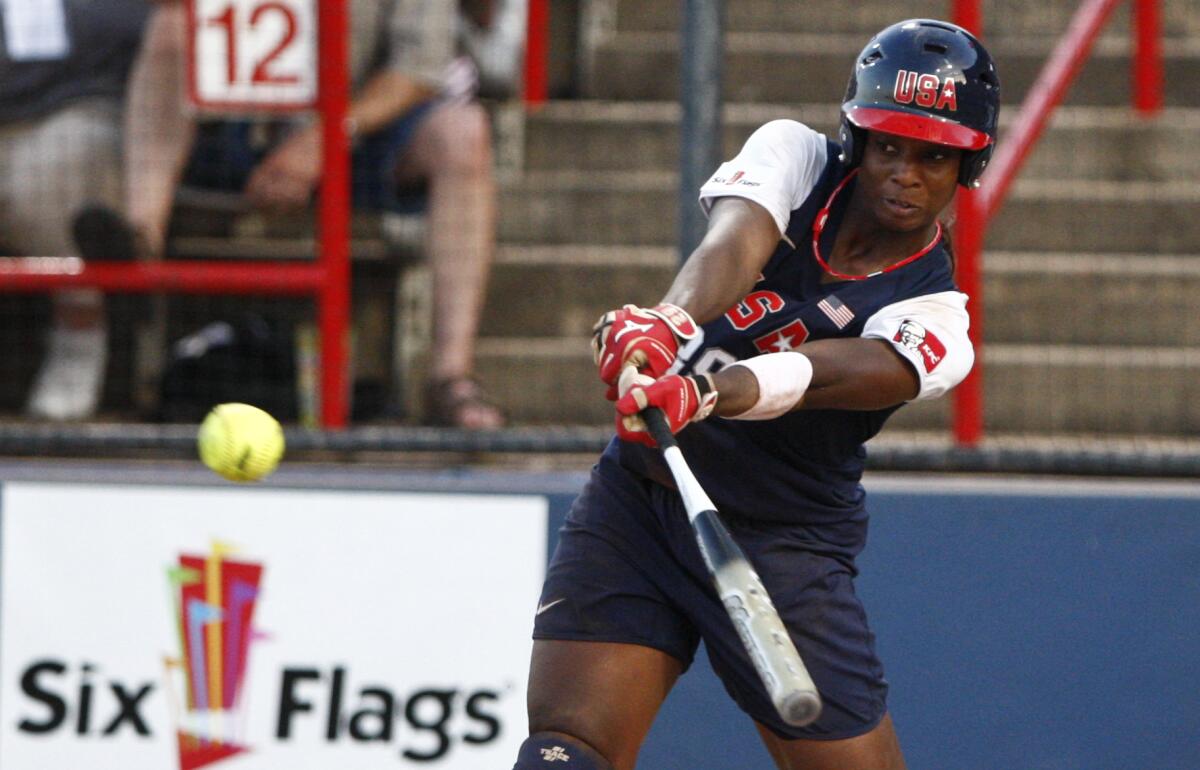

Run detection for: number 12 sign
[[187, 0, 316, 112]]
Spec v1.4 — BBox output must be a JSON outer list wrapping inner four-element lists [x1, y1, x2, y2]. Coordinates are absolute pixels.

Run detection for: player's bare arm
[[662, 196, 781, 323], [712, 338, 920, 416], [591, 196, 781, 391]]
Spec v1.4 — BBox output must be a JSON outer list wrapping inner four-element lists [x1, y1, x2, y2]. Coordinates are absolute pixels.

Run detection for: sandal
[[426, 377, 505, 429]]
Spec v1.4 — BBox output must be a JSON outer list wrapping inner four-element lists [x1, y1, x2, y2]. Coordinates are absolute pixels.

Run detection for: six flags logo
[[11, 541, 507, 767], [166, 544, 265, 770]]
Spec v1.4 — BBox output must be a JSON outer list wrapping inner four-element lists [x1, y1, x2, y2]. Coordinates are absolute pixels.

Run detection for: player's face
[[858, 131, 962, 232]]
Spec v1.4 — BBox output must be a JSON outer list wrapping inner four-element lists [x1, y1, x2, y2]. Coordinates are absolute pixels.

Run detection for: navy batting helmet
[[839, 19, 1001, 188]]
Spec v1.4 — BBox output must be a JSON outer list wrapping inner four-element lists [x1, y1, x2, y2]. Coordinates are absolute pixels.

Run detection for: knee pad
[[513, 731, 613, 769]]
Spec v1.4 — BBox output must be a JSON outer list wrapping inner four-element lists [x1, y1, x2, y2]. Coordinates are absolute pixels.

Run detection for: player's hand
[[615, 372, 717, 447], [592, 303, 699, 399]]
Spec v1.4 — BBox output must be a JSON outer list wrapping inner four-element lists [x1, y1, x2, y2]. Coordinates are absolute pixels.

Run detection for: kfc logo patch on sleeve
[[894, 319, 947, 373]]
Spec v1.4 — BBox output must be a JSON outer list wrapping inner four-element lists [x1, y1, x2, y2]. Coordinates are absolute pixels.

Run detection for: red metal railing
[[0, 0, 354, 427], [316, 0, 351, 428], [524, 0, 550, 107], [950, 0, 1163, 444]]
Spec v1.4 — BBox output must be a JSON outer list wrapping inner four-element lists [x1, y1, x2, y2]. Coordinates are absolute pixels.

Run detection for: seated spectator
[[0, 0, 151, 420], [125, 0, 505, 429]]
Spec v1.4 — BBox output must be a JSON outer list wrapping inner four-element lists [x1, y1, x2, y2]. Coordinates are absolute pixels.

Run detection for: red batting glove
[[592, 304, 699, 400], [615, 373, 718, 447]]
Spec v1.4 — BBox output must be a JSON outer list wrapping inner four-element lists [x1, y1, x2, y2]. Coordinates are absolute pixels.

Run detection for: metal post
[[679, 0, 723, 262], [1133, 0, 1163, 115], [952, 190, 986, 445], [524, 0, 549, 107], [950, 0, 983, 36], [318, 0, 351, 428]]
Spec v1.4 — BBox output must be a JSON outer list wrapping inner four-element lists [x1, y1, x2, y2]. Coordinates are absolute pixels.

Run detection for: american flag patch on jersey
[[817, 295, 855, 329]]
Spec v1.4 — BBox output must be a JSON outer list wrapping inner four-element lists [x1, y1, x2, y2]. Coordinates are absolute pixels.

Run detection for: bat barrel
[[643, 407, 823, 729], [695, 510, 823, 727]]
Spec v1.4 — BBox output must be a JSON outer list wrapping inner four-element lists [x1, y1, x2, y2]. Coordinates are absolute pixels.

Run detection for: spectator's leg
[[123, 1, 195, 412], [0, 100, 123, 419], [124, 1, 195, 258], [400, 100, 503, 429]]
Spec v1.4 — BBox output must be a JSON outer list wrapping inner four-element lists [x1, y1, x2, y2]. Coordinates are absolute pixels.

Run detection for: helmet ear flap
[[838, 120, 866, 170], [958, 145, 994, 188]]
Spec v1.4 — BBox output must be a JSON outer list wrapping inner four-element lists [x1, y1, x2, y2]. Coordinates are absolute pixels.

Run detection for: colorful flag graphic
[[166, 543, 264, 770]]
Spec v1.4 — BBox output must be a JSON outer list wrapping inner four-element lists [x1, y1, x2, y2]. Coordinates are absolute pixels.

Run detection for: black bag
[[158, 315, 298, 423]]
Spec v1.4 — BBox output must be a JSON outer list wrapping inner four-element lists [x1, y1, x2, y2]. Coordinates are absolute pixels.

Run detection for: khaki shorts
[[0, 98, 123, 256]]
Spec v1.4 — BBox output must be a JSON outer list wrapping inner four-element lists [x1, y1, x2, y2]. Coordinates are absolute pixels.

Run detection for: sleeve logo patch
[[710, 170, 762, 188], [894, 319, 946, 373]]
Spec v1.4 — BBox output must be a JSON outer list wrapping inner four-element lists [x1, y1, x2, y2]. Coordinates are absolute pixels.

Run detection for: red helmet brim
[[847, 106, 993, 151]]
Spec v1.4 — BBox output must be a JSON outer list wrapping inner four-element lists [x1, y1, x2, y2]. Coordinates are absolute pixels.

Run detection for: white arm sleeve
[[861, 291, 975, 401], [698, 120, 828, 237]]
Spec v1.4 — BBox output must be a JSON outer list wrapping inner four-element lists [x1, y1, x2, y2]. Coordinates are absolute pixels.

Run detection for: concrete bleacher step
[[498, 170, 1200, 253], [474, 0, 1200, 434], [483, 245, 675, 337], [984, 252, 1200, 347], [583, 33, 1200, 106], [524, 101, 1200, 182], [609, 0, 1198, 38], [480, 247, 1200, 347], [473, 336, 1200, 434], [477, 246, 1200, 428]]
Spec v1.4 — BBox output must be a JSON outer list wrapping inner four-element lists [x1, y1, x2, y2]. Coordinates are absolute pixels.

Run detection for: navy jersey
[[604, 120, 974, 546]]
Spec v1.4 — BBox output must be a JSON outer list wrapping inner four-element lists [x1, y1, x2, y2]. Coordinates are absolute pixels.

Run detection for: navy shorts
[[533, 455, 889, 740], [183, 99, 439, 213]]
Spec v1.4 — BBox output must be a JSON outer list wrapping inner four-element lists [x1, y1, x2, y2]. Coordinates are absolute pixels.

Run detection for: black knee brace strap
[[513, 731, 613, 769]]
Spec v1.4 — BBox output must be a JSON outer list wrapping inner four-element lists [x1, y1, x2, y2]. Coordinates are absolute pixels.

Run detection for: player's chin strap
[[513, 732, 614, 769]]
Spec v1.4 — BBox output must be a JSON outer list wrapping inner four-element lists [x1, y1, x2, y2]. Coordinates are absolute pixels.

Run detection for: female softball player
[[513, 19, 1000, 770]]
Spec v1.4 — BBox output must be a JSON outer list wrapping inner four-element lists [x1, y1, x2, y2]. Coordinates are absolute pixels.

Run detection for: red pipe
[[952, 192, 986, 445], [950, 0, 983, 36], [950, 0, 1123, 445], [0, 260, 325, 294], [980, 0, 1123, 217], [1133, 0, 1163, 115], [949, 0, 984, 445], [524, 0, 549, 107], [317, 0, 351, 428]]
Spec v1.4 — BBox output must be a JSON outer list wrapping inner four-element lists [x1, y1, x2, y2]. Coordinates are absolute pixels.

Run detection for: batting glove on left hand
[[592, 303, 699, 400], [615, 373, 718, 447]]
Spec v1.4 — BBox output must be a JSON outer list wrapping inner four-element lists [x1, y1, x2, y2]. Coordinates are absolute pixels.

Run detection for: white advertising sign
[[187, 0, 317, 111], [0, 483, 547, 769]]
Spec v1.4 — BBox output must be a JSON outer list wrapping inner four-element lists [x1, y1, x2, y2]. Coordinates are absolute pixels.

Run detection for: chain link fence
[[0, 0, 1197, 474]]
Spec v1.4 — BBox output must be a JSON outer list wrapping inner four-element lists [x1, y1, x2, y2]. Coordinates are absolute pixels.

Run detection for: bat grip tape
[[643, 408, 677, 449]]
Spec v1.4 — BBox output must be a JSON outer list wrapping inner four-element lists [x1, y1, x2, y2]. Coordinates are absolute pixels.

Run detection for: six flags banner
[[0, 483, 546, 769]]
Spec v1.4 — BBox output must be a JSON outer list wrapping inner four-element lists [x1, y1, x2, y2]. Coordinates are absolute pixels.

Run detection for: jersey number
[[725, 290, 785, 331], [691, 348, 737, 377]]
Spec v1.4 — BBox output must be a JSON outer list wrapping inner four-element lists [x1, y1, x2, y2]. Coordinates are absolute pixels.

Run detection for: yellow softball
[[197, 403, 285, 482]]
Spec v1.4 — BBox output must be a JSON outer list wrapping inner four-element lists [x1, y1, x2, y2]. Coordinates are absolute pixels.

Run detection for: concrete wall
[[0, 461, 1194, 768], [550, 476, 1200, 770]]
